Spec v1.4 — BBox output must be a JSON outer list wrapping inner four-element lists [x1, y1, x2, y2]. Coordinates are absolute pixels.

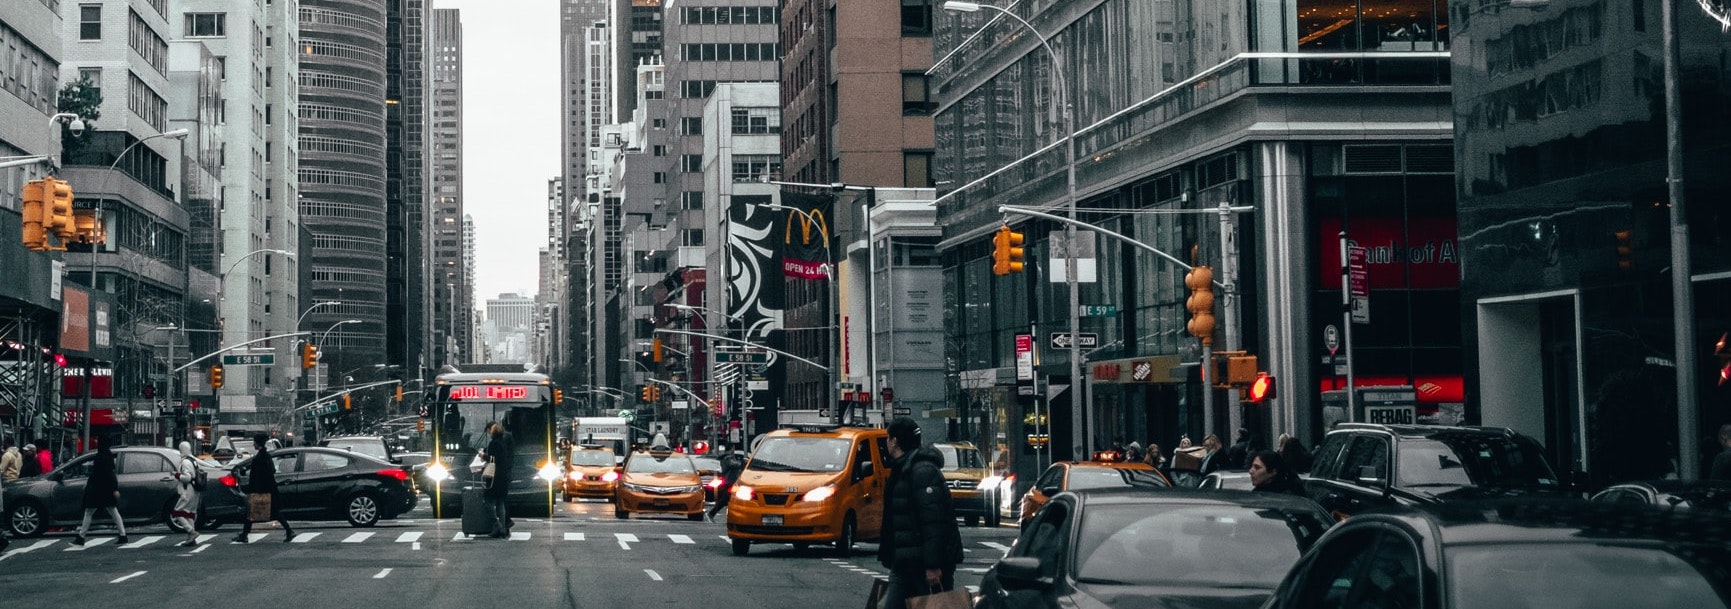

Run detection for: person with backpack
[[171, 441, 202, 547], [706, 450, 747, 521]]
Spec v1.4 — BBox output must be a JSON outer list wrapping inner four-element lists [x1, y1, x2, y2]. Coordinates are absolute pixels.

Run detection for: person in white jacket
[[171, 441, 201, 547]]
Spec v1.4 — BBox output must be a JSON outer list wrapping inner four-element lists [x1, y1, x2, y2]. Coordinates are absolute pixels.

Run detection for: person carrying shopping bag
[[876, 417, 965, 609], [234, 434, 295, 543]]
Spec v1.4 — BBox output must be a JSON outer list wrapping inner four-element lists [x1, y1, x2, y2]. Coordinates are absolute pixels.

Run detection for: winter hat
[[887, 417, 921, 450]]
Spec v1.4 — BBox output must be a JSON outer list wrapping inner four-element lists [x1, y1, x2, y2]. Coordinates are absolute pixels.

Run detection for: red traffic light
[[1246, 373, 1277, 403]]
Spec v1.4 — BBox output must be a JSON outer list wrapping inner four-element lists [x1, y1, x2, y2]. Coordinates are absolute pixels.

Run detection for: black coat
[[1254, 474, 1307, 497], [242, 447, 278, 494], [81, 449, 120, 508], [483, 433, 514, 499], [1712, 448, 1731, 481], [877, 447, 964, 571]]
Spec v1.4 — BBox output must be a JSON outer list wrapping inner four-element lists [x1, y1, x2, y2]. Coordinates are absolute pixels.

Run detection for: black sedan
[[3, 446, 232, 537], [977, 489, 1334, 609], [212, 447, 415, 527], [1589, 479, 1731, 512], [1259, 499, 1731, 609]]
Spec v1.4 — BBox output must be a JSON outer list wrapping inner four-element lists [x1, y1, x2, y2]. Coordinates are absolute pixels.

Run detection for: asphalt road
[[0, 496, 1020, 608]]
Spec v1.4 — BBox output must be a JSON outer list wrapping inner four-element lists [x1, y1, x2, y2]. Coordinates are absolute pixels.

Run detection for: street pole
[[1218, 204, 1243, 440], [1340, 231, 1356, 422], [1661, 0, 1699, 479]]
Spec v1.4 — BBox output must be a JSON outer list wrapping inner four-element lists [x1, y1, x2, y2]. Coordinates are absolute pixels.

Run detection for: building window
[[653, 145, 666, 157], [730, 107, 781, 134], [681, 154, 703, 173], [904, 151, 932, 188], [681, 117, 702, 135], [80, 5, 102, 40], [732, 155, 781, 183], [682, 228, 704, 247], [185, 13, 227, 38], [902, 73, 932, 116], [901, 0, 932, 36], [653, 172, 667, 184], [682, 191, 703, 210], [78, 67, 102, 89]]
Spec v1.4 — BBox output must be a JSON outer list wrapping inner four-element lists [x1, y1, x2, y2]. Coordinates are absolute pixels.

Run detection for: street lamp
[[296, 301, 343, 330], [941, 0, 1083, 458], [760, 201, 842, 421]]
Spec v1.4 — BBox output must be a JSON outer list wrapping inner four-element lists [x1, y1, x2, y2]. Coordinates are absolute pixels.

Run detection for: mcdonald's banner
[[779, 189, 835, 280]]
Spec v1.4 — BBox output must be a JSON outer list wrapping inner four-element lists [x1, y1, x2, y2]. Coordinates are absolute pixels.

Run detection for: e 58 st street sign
[[714, 351, 768, 364], [221, 354, 274, 366]]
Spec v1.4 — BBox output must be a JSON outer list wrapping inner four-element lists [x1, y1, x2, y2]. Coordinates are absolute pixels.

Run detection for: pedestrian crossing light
[[1246, 373, 1277, 403], [641, 385, 652, 401], [210, 365, 224, 389], [991, 225, 1026, 275], [301, 342, 318, 369], [1185, 266, 1215, 345], [553, 388, 563, 405]]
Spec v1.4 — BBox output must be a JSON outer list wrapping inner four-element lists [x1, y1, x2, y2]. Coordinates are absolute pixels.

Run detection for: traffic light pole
[[1217, 204, 1244, 440]]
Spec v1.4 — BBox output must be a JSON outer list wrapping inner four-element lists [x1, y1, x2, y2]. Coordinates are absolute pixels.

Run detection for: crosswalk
[[0, 531, 1013, 556]]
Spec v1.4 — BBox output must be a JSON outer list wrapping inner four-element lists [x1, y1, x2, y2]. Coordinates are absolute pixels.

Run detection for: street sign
[[715, 351, 769, 364], [1348, 246, 1370, 324], [1050, 332, 1099, 349], [1079, 305, 1118, 317], [221, 353, 275, 366], [1324, 324, 1341, 356], [892, 407, 912, 415], [302, 404, 339, 418], [1015, 334, 1035, 382]]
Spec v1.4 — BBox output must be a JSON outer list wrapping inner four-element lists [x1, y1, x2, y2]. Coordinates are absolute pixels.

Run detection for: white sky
[[435, 0, 560, 308]]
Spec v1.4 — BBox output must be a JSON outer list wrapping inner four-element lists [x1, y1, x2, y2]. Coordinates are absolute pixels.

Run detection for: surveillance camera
[[68, 118, 86, 137]]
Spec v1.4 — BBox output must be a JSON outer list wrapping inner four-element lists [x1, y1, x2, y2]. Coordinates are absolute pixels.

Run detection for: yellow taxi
[[726, 425, 889, 557], [614, 441, 705, 520], [931, 441, 998, 527], [561, 444, 619, 502], [1017, 456, 1172, 525]]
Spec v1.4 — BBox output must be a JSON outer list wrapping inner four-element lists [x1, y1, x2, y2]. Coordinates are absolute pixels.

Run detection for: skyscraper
[[430, 8, 467, 366], [386, 0, 430, 380]]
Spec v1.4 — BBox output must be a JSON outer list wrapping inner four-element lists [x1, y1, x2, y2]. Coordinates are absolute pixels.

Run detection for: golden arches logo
[[782, 208, 830, 247]]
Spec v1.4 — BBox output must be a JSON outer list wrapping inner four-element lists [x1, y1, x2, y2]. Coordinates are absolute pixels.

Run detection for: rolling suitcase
[[461, 488, 492, 538]]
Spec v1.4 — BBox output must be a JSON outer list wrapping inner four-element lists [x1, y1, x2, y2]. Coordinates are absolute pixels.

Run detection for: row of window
[[310, 267, 387, 284], [731, 155, 781, 183], [297, 169, 386, 194], [184, 12, 226, 37], [731, 107, 780, 134], [0, 21, 58, 115], [302, 40, 386, 66], [682, 6, 779, 25], [129, 9, 168, 76], [680, 43, 779, 63], [301, 135, 386, 159], [300, 102, 385, 127], [299, 7, 386, 34], [128, 72, 168, 131], [311, 234, 386, 254]]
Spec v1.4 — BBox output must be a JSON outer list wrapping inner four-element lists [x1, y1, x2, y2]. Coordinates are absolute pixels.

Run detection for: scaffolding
[[0, 313, 65, 452]]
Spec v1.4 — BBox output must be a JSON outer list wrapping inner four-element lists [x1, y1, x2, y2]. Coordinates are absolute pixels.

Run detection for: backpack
[[184, 457, 208, 491]]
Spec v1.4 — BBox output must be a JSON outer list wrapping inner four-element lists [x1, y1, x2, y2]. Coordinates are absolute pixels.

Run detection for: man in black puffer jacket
[[877, 417, 964, 609]]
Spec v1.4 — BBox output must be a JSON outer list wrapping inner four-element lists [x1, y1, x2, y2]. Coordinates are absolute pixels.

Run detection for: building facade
[[429, 8, 468, 367], [385, 0, 430, 384]]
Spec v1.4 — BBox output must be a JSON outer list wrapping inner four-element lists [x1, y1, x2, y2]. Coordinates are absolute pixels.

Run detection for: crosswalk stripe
[[451, 532, 469, 542], [110, 570, 147, 583], [669, 534, 694, 544], [616, 533, 639, 542], [243, 533, 267, 544], [0, 539, 56, 558], [343, 532, 375, 543], [119, 535, 164, 549], [564, 532, 585, 541], [509, 532, 530, 541], [291, 532, 321, 543], [981, 541, 1010, 552], [65, 537, 113, 551], [196, 534, 217, 544], [396, 532, 423, 543]]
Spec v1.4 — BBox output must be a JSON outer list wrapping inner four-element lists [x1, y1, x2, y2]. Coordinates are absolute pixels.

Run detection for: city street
[[0, 497, 1019, 608]]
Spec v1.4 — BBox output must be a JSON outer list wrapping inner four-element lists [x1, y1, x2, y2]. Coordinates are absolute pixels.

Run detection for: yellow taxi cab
[[726, 425, 889, 557], [561, 444, 620, 502], [614, 439, 705, 520], [931, 441, 998, 527], [1017, 454, 1172, 525]]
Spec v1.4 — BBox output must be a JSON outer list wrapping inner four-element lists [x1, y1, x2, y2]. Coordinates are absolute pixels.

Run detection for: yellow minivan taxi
[[561, 445, 619, 502], [614, 446, 705, 521], [931, 441, 998, 527], [726, 425, 889, 557]]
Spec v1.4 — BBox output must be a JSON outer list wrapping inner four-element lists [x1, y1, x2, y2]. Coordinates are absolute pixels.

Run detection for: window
[[119, 452, 173, 474], [653, 172, 667, 184], [904, 151, 932, 188], [1339, 436, 1390, 483], [681, 228, 704, 247], [901, 0, 932, 36], [653, 145, 666, 157], [681, 117, 702, 135], [80, 5, 102, 40], [902, 73, 932, 115], [301, 452, 348, 472], [78, 67, 102, 89], [185, 13, 227, 37], [730, 107, 780, 134], [1291, 529, 1420, 609], [681, 191, 703, 210], [681, 154, 703, 173], [731, 155, 781, 182]]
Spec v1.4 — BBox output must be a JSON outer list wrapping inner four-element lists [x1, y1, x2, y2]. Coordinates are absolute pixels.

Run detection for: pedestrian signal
[[1246, 373, 1277, 403]]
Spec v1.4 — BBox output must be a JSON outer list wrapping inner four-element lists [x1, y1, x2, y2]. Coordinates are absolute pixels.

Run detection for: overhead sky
[[434, 0, 560, 308]]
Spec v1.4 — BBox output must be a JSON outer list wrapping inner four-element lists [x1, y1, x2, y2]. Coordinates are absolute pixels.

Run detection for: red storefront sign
[[1092, 363, 1121, 381], [1319, 218, 1460, 290], [1318, 374, 1464, 411], [61, 367, 114, 399]]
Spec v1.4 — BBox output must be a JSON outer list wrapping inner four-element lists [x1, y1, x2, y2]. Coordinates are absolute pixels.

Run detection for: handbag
[[247, 492, 272, 522], [481, 459, 497, 479], [469, 454, 486, 474], [905, 586, 969, 609]]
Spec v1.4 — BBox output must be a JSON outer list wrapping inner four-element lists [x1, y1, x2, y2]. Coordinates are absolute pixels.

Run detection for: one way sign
[[1050, 332, 1098, 349]]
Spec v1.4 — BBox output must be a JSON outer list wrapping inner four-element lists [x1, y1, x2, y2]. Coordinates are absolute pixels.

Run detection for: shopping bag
[[469, 454, 486, 474], [905, 587, 970, 609], [863, 577, 889, 609], [481, 460, 497, 479], [247, 492, 272, 522]]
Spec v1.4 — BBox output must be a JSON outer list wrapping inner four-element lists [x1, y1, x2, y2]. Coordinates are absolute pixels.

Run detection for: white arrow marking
[[616, 532, 637, 549]]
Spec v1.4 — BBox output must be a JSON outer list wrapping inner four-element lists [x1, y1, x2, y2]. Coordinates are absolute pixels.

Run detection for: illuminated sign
[[448, 385, 538, 402]]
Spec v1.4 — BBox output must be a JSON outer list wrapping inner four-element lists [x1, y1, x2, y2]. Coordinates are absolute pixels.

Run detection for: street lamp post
[[942, 1, 1083, 458]]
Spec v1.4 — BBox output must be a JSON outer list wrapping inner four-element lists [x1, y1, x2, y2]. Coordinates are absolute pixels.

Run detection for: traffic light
[[1614, 229, 1633, 270], [652, 338, 663, 363], [649, 385, 662, 401], [553, 388, 563, 404], [1185, 266, 1215, 345], [209, 365, 224, 389], [343, 394, 352, 410], [72, 209, 104, 245], [641, 385, 652, 401], [991, 225, 1026, 275], [1246, 373, 1277, 403], [301, 342, 318, 369], [395, 384, 404, 403], [21, 178, 48, 251], [42, 177, 75, 241], [1716, 333, 1730, 386]]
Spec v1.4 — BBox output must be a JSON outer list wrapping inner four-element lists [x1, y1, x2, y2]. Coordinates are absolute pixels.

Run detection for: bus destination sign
[[449, 385, 537, 402]]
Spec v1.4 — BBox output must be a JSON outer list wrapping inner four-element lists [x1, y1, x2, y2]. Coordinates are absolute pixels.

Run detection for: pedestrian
[[1170, 436, 1203, 487], [234, 433, 295, 543], [1225, 428, 1252, 470], [35, 440, 53, 475], [876, 417, 964, 609], [171, 441, 201, 547], [1124, 441, 1143, 464], [73, 435, 125, 546], [1143, 442, 1165, 469], [1, 439, 19, 482], [481, 421, 514, 538], [1248, 450, 1307, 496], [1711, 425, 1731, 480], [19, 444, 41, 478], [707, 450, 747, 521], [1198, 434, 1224, 475], [1277, 433, 1314, 474]]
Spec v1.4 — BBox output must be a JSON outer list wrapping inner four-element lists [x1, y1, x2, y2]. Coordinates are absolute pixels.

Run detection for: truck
[[572, 416, 631, 464]]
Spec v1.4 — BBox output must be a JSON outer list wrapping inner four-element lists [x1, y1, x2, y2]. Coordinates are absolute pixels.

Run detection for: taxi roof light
[[788, 424, 841, 434]]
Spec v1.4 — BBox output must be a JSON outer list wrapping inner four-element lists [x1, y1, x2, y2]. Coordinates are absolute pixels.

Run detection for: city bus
[[424, 369, 561, 517]]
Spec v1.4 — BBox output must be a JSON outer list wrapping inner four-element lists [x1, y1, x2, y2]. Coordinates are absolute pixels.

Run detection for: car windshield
[[1067, 466, 1168, 491], [1074, 505, 1331, 588], [1448, 544, 1728, 609], [746, 437, 851, 473], [691, 457, 721, 472], [324, 439, 389, 460], [936, 445, 984, 470], [626, 454, 695, 474], [1398, 437, 1558, 488], [570, 451, 614, 467]]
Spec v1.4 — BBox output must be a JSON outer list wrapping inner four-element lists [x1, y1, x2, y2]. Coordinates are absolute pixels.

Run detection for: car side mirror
[[856, 461, 873, 478], [995, 556, 1051, 590], [1039, 485, 1061, 497], [1355, 465, 1387, 488]]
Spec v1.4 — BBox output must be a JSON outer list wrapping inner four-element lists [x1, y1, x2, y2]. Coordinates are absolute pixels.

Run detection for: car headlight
[[733, 484, 755, 501], [537, 463, 561, 482], [568, 472, 583, 481], [801, 484, 836, 502], [673, 485, 702, 493], [601, 470, 620, 482], [425, 463, 450, 482], [978, 475, 1003, 490], [622, 482, 646, 492]]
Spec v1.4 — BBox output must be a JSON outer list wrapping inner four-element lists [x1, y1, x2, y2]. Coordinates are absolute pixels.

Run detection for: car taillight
[[377, 469, 409, 482], [220, 475, 238, 487], [706, 478, 724, 489], [601, 470, 619, 482]]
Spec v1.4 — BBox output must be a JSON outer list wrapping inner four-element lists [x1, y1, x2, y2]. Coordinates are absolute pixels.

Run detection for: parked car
[[1259, 499, 1731, 609], [1303, 423, 1565, 519], [976, 489, 1334, 609], [1018, 459, 1171, 525], [3, 446, 234, 537], [1589, 479, 1731, 512], [214, 446, 415, 527]]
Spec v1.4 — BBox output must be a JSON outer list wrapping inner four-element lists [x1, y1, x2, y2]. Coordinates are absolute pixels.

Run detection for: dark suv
[[1304, 423, 1564, 518]]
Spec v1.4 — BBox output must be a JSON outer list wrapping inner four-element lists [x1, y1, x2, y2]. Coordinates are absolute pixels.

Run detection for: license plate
[[653, 498, 669, 507], [762, 514, 784, 526]]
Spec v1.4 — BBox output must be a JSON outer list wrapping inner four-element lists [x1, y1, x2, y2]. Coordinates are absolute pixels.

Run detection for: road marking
[[120, 535, 164, 548], [396, 531, 423, 543], [717, 535, 730, 542], [452, 532, 469, 542], [343, 532, 375, 543], [191, 543, 212, 554], [412, 542, 422, 551], [510, 532, 530, 541], [290, 532, 320, 543], [564, 532, 585, 541], [0, 539, 56, 560], [65, 537, 113, 551], [644, 569, 663, 581], [961, 567, 990, 573], [239, 533, 267, 544], [616, 533, 637, 550], [981, 542, 1011, 552], [196, 534, 217, 544], [668, 534, 694, 544], [110, 571, 147, 583], [374, 568, 392, 579]]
